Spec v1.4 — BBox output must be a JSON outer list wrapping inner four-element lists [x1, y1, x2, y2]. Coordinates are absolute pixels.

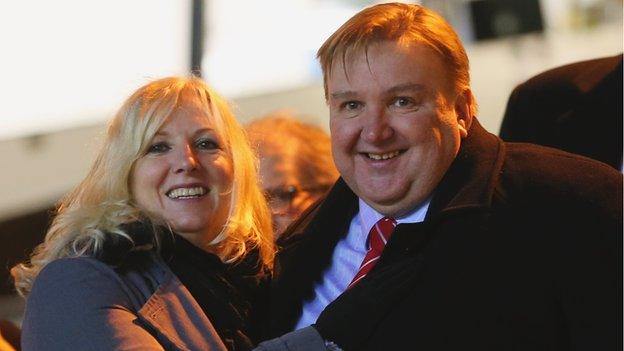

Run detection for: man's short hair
[[317, 2, 477, 117]]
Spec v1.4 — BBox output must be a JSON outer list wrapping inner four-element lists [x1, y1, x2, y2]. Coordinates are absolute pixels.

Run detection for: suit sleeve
[[21, 257, 165, 351]]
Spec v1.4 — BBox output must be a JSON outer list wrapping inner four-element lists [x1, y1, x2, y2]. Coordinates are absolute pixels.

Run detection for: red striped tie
[[347, 217, 397, 289]]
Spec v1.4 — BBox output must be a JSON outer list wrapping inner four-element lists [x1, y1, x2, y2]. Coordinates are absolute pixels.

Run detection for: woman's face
[[130, 94, 234, 250], [258, 153, 321, 237]]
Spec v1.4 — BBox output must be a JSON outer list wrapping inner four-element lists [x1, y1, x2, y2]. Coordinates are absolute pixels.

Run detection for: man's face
[[327, 40, 471, 217]]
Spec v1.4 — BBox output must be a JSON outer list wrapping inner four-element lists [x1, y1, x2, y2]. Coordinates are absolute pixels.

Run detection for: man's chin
[[361, 194, 407, 216], [361, 190, 430, 217]]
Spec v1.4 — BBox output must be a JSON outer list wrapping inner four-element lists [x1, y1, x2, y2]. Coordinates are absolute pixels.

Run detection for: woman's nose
[[174, 145, 199, 173]]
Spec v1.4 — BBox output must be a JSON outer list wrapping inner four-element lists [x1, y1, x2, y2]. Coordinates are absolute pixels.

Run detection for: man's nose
[[362, 108, 394, 144], [174, 144, 199, 173]]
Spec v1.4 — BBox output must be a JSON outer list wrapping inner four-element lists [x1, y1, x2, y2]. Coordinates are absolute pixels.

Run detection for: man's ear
[[455, 89, 474, 138]]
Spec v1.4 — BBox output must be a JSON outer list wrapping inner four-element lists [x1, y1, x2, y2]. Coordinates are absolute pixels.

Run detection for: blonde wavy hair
[[13, 76, 274, 296]]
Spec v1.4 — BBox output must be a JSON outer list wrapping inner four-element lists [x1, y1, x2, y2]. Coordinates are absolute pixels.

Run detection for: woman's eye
[[147, 142, 170, 154], [196, 138, 218, 150]]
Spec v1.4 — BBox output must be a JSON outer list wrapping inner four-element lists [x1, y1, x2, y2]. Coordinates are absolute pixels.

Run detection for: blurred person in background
[[500, 54, 623, 170], [12, 76, 274, 351], [246, 113, 338, 237]]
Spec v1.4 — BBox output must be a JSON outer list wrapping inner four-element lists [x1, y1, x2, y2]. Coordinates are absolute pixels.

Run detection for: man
[[262, 3, 621, 350], [246, 113, 338, 237], [500, 54, 623, 170]]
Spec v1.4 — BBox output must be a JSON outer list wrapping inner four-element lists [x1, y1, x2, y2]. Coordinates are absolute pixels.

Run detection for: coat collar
[[137, 260, 228, 351], [426, 119, 506, 218]]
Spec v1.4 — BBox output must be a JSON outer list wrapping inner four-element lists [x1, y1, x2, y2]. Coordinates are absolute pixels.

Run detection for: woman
[[246, 113, 338, 237], [12, 77, 275, 351]]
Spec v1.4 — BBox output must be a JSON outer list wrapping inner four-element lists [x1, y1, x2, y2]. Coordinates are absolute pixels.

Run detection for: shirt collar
[[358, 196, 431, 240]]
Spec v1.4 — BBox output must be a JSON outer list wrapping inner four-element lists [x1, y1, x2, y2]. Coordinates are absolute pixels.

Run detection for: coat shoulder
[[499, 142, 622, 217], [31, 256, 128, 300], [22, 257, 141, 350]]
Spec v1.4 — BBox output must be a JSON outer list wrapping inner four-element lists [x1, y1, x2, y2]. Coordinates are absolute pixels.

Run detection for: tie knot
[[368, 217, 397, 252]]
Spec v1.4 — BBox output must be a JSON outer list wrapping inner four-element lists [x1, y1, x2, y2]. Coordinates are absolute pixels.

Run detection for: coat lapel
[[138, 269, 228, 351], [427, 119, 505, 218], [270, 178, 359, 336]]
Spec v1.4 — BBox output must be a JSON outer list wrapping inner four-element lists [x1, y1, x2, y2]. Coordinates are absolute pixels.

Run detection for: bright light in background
[[203, 0, 363, 97], [0, 0, 190, 140]]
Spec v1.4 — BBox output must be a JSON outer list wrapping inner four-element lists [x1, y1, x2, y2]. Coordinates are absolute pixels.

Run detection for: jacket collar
[[426, 119, 506, 219]]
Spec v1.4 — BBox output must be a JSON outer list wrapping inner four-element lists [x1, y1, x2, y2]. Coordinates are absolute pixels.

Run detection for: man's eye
[[196, 138, 218, 150], [343, 101, 361, 111], [147, 142, 170, 154], [393, 97, 413, 107]]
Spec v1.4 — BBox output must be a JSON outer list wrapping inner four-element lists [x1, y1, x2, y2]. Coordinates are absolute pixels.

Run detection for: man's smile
[[364, 150, 405, 160]]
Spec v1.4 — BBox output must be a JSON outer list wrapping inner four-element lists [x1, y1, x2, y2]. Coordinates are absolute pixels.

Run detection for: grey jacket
[[21, 254, 228, 351]]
